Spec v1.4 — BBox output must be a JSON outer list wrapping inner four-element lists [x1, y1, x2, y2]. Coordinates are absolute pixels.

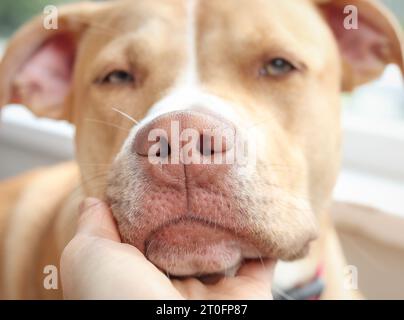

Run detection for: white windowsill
[[0, 105, 74, 159]]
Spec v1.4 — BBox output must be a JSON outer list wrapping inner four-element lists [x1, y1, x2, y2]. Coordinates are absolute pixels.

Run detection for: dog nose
[[134, 111, 235, 159]]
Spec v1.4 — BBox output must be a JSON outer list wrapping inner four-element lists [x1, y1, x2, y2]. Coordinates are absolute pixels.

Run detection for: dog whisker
[[85, 118, 131, 132], [66, 172, 110, 201], [145, 239, 155, 259], [112, 107, 140, 125]]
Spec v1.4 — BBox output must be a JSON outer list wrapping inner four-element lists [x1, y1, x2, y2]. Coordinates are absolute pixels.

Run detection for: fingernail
[[79, 197, 101, 215]]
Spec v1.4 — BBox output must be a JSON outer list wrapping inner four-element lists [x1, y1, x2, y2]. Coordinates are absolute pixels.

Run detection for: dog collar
[[273, 265, 325, 300]]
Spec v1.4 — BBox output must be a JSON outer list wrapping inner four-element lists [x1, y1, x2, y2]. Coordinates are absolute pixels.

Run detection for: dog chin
[[142, 220, 264, 277]]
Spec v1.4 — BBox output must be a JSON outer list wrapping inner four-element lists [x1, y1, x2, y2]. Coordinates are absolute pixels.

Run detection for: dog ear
[[0, 2, 104, 120], [317, 0, 404, 91]]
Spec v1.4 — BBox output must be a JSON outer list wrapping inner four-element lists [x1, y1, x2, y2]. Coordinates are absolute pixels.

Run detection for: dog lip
[[174, 261, 242, 280], [143, 215, 239, 251], [143, 217, 269, 277], [142, 215, 269, 258]]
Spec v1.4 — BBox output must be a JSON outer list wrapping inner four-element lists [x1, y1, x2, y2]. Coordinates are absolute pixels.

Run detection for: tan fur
[[0, 0, 402, 299], [0, 163, 79, 299]]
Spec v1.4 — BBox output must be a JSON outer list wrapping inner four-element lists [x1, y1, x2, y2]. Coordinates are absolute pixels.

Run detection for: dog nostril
[[198, 134, 215, 156], [156, 136, 171, 158]]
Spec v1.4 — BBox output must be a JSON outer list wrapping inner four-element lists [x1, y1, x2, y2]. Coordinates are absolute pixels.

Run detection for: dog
[[0, 0, 403, 299]]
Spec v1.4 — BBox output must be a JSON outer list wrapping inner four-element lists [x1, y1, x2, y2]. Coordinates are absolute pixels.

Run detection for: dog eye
[[260, 58, 296, 77], [101, 70, 135, 84]]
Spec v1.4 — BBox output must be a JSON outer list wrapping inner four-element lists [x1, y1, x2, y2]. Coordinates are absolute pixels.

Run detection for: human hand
[[60, 198, 275, 300]]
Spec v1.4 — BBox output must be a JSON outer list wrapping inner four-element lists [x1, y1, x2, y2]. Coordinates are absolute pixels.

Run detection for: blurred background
[[0, 0, 403, 299]]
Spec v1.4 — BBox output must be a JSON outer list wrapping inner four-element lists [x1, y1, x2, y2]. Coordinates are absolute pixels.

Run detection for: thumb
[[77, 197, 121, 242]]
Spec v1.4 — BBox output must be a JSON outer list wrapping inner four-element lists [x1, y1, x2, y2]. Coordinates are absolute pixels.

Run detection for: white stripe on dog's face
[[141, 87, 243, 127], [180, 0, 199, 87], [138, 0, 241, 129]]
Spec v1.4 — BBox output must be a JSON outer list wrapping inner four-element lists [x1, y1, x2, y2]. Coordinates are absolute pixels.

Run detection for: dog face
[[1, 0, 403, 276]]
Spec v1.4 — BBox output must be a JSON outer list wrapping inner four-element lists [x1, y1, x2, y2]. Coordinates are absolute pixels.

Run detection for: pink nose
[[133, 111, 236, 183], [134, 111, 235, 158]]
